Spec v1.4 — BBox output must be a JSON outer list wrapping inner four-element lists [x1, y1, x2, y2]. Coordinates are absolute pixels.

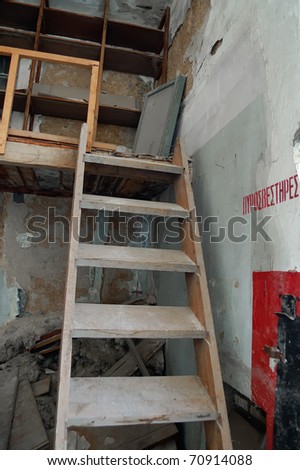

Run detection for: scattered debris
[[9, 379, 49, 450], [0, 313, 60, 364], [103, 340, 165, 377], [0, 313, 166, 449], [70, 423, 178, 450], [31, 376, 51, 397], [0, 371, 18, 450], [45, 368, 56, 375], [1, 352, 42, 383], [31, 329, 61, 356], [125, 338, 150, 376]]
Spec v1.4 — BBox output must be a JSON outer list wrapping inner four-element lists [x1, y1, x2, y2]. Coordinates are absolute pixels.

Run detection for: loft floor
[[0, 139, 176, 199]]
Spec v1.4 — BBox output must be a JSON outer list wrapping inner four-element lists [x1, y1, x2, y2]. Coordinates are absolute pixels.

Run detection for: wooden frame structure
[[0, 46, 100, 155], [0, 1, 171, 157]]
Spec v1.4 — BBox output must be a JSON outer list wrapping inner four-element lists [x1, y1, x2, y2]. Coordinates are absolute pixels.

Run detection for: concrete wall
[[167, 0, 300, 399], [0, 193, 71, 326]]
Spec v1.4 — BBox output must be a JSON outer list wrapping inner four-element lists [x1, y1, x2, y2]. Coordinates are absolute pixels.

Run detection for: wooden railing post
[[86, 0, 110, 152], [23, 0, 46, 131], [86, 64, 100, 153], [161, 6, 170, 84], [0, 53, 19, 155]]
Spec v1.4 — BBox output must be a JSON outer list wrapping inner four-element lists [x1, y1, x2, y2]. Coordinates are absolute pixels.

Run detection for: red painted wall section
[[252, 271, 300, 450]]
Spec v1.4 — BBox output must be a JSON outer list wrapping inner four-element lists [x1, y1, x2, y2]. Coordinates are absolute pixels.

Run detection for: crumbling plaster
[[0, 194, 72, 326]]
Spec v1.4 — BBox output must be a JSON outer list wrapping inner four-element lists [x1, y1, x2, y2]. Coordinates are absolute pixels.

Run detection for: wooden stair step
[[76, 244, 197, 272], [80, 194, 189, 218], [84, 153, 183, 175], [68, 376, 218, 427], [73, 304, 206, 339]]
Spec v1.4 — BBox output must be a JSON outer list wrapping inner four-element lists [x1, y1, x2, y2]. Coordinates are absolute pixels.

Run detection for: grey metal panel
[[133, 75, 186, 157]]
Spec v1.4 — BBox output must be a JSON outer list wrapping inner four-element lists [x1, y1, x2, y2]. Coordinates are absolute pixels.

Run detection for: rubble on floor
[[0, 313, 166, 449]]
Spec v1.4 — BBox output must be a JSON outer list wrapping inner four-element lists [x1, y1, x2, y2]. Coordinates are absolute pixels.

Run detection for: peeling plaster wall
[[0, 193, 102, 326], [169, 0, 191, 41], [0, 193, 72, 326], [166, 0, 300, 399]]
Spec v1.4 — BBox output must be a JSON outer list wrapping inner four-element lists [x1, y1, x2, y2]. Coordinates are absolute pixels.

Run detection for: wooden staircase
[[54, 124, 232, 450]]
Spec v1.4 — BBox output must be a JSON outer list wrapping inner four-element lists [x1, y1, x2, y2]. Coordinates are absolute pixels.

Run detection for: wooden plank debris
[[103, 339, 165, 377], [31, 328, 61, 355], [9, 379, 49, 450], [31, 376, 51, 397], [125, 339, 150, 377], [0, 371, 18, 450]]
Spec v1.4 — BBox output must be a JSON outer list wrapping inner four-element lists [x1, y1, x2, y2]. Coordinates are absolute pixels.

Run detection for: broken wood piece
[[31, 376, 51, 397], [103, 339, 165, 377], [9, 379, 49, 450], [0, 371, 18, 450], [125, 339, 150, 377], [31, 328, 61, 353], [70, 423, 178, 450]]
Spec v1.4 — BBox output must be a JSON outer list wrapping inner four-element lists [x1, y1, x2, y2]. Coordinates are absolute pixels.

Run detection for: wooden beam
[[87, 0, 110, 152], [86, 64, 100, 152], [0, 53, 19, 155], [23, 0, 46, 131], [9, 129, 79, 146], [91, 141, 116, 152], [0, 141, 77, 170], [0, 46, 99, 68], [0, 184, 72, 198], [8, 130, 116, 151], [161, 6, 170, 83]]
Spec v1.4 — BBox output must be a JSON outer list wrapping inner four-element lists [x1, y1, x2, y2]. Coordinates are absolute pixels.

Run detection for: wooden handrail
[[23, 0, 46, 131], [0, 46, 99, 67], [0, 53, 20, 154]]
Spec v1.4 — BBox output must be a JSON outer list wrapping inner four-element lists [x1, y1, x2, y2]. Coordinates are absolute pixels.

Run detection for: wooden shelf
[[0, 29, 162, 78], [0, 1, 164, 53], [0, 1, 164, 77], [0, 90, 141, 128]]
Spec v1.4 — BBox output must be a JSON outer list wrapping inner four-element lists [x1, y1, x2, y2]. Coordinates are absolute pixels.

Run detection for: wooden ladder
[[54, 124, 232, 450]]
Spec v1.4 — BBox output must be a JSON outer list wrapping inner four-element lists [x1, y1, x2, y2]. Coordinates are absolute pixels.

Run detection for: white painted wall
[[170, 0, 300, 398]]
